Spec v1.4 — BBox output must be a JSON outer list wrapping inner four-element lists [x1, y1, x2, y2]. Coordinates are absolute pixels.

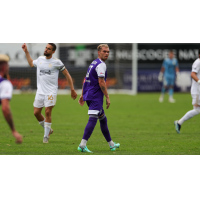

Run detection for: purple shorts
[[86, 100, 105, 116]]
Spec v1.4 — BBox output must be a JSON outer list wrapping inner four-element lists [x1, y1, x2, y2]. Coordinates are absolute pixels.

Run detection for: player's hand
[[22, 43, 28, 53], [176, 72, 180, 81], [12, 131, 23, 144], [106, 97, 110, 109], [71, 89, 77, 100], [158, 72, 163, 82], [78, 95, 85, 106]]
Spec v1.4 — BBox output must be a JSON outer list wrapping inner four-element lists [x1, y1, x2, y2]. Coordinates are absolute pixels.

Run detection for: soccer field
[[0, 93, 199, 155]]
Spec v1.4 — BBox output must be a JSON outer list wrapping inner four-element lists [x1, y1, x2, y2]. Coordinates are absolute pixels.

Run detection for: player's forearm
[[99, 81, 109, 98], [25, 51, 34, 67], [65, 72, 75, 90], [2, 106, 15, 132]]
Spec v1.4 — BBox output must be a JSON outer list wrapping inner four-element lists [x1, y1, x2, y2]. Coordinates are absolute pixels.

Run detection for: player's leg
[[43, 95, 57, 143], [33, 94, 47, 129], [78, 114, 98, 152], [42, 106, 54, 143], [78, 101, 98, 153], [159, 77, 167, 102], [98, 109, 120, 151], [174, 95, 200, 133], [169, 78, 176, 103]]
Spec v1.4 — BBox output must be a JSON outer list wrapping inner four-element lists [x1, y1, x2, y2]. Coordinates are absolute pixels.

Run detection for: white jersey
[[33, 56, 65, 95], [95, 62, 107, 77], [191, 58, 200, 94], [0, 75, 13, 103]]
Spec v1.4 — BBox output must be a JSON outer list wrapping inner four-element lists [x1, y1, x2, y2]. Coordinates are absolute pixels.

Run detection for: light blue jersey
[[162, 58, 179, 79]]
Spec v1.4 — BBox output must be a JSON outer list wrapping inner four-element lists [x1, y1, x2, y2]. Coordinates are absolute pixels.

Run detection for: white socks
[[39, 119, 45, 128], [108, 140, 115, 147], [80, 139, 87, 147], [178, 109, 199, 125], [44, 122, 52, 138]]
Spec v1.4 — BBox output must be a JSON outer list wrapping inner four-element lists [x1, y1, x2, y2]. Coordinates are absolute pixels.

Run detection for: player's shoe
[[48, 128, 53, 140], [110, 142, 120, 151], [43, 137, 49, 143], [159, 96, 164, 103], [78, 145, 93, 153], [169, 97, 176, 103], [174, 120, 181, 134]]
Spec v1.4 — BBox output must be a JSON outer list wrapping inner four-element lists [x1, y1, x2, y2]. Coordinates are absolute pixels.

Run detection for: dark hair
[[48, 43, 57, 51], [198, 49, 200, 55], [169, 49, 173, 53]]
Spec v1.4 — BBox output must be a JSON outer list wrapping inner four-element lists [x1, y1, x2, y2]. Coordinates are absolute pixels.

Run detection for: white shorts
[[191, 94, 200, 106], [33, 94, 57, 108]]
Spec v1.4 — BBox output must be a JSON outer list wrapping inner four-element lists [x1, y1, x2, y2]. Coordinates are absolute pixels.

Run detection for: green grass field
[[0, 93, 199, 155]]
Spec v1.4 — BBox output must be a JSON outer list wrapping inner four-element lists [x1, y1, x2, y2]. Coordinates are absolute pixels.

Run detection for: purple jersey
[[83, 58, 107, 101]]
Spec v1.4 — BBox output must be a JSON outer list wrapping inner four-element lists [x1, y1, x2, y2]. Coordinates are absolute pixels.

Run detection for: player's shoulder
[[37, 56, 46, 60], [192, 58, 200, 66], [0, 78, 12, 88], [52, 57, 64, 64]]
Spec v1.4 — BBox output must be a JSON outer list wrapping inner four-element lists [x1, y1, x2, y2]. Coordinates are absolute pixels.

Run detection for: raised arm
[[1, 99, 22, 143], [62, 68, 77, 100], [22, 43, 34, 67], [99, 77, 110, 109]]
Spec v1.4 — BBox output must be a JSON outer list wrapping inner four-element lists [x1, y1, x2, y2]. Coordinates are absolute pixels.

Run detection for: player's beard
[[44, 52, 51, 57], [3, 73, 10, 79]]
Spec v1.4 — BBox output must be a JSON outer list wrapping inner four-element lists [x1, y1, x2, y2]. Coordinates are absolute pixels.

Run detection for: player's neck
[[98, 57, 105, 62]]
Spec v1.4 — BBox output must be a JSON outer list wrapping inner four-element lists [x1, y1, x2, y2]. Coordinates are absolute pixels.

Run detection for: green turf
[[0, 93, 199, 155]]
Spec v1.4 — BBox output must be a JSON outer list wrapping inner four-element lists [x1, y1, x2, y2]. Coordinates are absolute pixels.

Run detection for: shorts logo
[[48, 95, 53, 100]]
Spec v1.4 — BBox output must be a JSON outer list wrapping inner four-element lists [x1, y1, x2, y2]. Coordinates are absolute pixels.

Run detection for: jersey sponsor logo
[[48, 64, 52, 68], [40, 70, 51, 75], [48, 95, 53, 100]]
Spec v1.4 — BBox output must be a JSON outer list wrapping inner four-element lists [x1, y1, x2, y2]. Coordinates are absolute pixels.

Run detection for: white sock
[[80, 139, 87, 147], [108, 140, 114, 147], [39, 119, 45, 128], [178, 110, 199, 125], [44, 122, 52, 138]]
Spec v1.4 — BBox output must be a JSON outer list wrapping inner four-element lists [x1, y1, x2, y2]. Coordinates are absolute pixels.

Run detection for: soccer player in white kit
[[0, 54, 23, 144], [22, 43, 77, 143], [174, 49, 200, 133]]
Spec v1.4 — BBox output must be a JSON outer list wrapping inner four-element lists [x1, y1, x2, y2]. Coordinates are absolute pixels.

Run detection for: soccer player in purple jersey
[[0, 54, 22, 144], [77, 44, 120, 153]]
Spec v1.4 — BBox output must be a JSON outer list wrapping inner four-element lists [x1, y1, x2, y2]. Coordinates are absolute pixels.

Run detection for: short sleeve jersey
[[0, 76, 13, 105], [33, 56, 65, 95], [162, 58, 179, 79], [191, 58, 200, 94], [83, 58, 107, 101]]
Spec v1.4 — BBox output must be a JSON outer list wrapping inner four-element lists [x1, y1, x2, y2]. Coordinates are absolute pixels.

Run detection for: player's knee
[[34, 110, 40, 117], [99, 114, 106, 121], [45, 109, 51, 117]]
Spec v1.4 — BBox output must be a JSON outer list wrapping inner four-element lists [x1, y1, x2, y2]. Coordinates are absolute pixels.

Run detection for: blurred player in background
[[158, 50, 180, 103], [78, 44, 120, 153], [174, 49, 200, 133], [22, 43, 77, 143], [0, 54, 23, 143]]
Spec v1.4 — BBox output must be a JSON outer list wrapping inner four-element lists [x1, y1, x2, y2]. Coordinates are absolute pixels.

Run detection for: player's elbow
[[98, 80, 104, 87]]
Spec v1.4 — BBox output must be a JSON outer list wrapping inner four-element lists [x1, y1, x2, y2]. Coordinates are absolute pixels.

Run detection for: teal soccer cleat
[[174, 120, 181, 134], [110, 142, 120, 151], [78, 145, 93, 153]]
